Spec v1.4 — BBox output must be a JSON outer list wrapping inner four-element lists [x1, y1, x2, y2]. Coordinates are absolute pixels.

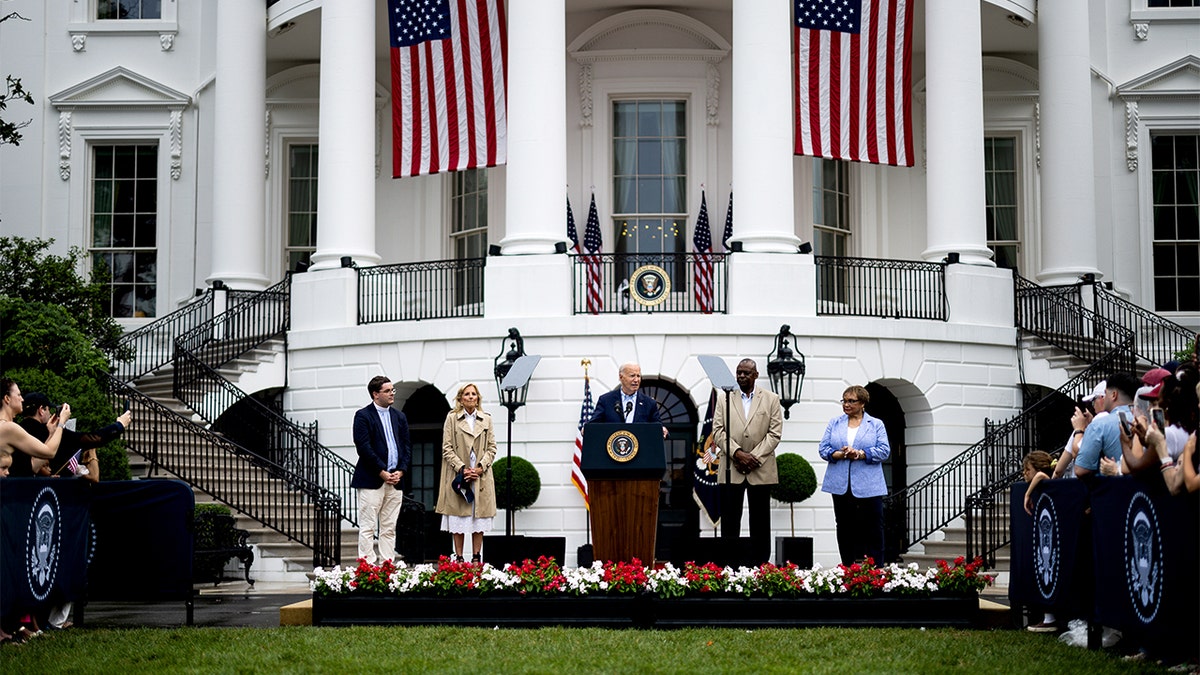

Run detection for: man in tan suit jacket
[[713, 358, 783, 565]]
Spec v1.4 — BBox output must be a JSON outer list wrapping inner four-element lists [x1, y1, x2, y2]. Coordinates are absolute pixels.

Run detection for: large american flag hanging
[[571, 370, 593, 510], [692, 192, 714, 314], [582, 193, 603, 315], [388, 0, 507, 178], [793, 0, 914, 167]]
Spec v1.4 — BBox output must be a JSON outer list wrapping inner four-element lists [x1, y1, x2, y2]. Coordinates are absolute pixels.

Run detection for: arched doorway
[[400, 383, 451, 561], [640, 378, 698, 562], [865, 382, 905, 562]]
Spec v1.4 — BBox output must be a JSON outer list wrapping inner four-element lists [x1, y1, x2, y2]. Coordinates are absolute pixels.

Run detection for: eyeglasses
[[840, 399, 860, 405]]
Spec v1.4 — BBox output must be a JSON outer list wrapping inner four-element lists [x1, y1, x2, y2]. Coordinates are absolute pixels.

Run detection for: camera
[[1074, 398, 1094, 415]]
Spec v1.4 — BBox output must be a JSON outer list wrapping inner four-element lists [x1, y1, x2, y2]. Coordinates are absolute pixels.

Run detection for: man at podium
[[590, 363, 662, 425]]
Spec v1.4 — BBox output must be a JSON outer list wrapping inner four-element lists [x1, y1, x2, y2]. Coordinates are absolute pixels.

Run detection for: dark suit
[[351, 403, 411, 563], [589, 389, 662, 425]]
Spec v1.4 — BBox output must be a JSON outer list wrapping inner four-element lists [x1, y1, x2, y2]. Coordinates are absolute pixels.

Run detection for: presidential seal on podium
[[606, 429, 639, 462]]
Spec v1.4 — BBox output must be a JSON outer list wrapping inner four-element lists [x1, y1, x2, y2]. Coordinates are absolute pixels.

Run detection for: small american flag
[[692, 192, 714, 314], [722, 192, 734, 252], [566, 196, 580, 252], [66, 450, 82, 474], [571, 372, 593, 509], [794, 0, 914, 167], [388, 0, 507, 178], [582, 193, 604, 314]]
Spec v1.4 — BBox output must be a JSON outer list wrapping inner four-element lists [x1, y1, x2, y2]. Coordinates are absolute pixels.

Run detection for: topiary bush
[[770, 453, 817, 537], [493, 456, 541, 511]]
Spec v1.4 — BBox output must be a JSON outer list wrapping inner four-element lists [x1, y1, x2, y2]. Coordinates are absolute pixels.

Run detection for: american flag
[[566, 195, 580, 252], [793, 0, 914, 167], [692, 192, 713, 314], [571, 371, 593, 509], [722, 192, 734, 252], [582, 193, 603, 314], [692, 389, 720, 528], [66, 450, 82, 474], [388, 0, 507, 178]]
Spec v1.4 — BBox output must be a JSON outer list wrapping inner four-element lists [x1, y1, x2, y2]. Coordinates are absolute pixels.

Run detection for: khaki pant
[[357, 485, 405, 563]]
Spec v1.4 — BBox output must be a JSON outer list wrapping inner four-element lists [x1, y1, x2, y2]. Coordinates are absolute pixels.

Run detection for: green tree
[[0, 9, 34, 147]]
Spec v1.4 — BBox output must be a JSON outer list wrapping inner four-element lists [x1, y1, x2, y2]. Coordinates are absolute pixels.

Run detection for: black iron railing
[[105, 374, 342, 567], [814, 256, 947, 321], [110, 291, 215, 382], [357, 258, 485, 323], [1015, 275, 1138, 365], [172, 278, 359, 527], [886, 345, 1134, 564], [1090, 282, 1195, 368], [570, 252, 729, 314]]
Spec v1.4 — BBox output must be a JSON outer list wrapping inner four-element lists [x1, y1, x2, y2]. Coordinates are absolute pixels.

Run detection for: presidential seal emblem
[[1124, 491, 1162, 623], [26, 487, 61, 601], [1033, 492, 1060, 601], [629, 265, 670, 307], [606, 429, 639, 462]]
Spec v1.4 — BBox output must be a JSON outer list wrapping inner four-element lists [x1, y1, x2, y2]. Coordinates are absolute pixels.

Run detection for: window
[[98, 0, 161, 20], [612, 100, 687, 286], [1151, 134, 1200, 312], [984, 137, 1020, 269], [1147, 0, 1199, 6], [812, 159, 850, 302], [450, 168, 487, 305], [91, 144, 158, 318], [286, 144, 319, 272]]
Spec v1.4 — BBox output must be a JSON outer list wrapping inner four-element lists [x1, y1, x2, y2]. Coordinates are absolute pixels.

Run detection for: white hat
[[1082, 380, 1107, 402]]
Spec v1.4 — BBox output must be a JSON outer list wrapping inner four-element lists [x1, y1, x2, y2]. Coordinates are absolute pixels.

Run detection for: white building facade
[[2, 0, 1197, 566]]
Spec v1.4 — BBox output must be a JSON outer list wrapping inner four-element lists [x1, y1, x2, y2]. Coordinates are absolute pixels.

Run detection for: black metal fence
[[105, 375, 343, 567], [110, 291, 215, 382], [569, 252, 728, 314], [357, 258, 485, 323], [814, 256, 947, 320], [1015, 275, 1137, 367], [172, 278, 359, 527], [1091, 282, 1195, 368]]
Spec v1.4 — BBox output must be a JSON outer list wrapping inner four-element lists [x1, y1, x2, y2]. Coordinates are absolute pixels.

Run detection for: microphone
[[624, 401, 633, 419], [614, 400, 623, 417]]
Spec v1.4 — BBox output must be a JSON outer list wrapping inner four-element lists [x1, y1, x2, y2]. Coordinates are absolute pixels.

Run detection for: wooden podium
[[581, 423, 665, 563]]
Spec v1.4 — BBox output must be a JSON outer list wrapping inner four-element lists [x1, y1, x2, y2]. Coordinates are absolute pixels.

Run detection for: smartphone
[[1152, 408, 1166, 431], [122, 398, 131, 412], [1075, 398, 1094, 415], [1118, 411, 1132, 437]]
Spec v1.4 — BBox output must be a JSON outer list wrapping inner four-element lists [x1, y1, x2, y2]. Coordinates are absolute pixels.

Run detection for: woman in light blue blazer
[[819, 385, 891, 566]]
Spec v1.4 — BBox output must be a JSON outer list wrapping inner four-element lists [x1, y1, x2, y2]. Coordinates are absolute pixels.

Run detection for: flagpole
[[582, 358, 592, 548]]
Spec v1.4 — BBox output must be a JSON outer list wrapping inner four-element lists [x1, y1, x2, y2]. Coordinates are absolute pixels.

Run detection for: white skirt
[[441, 515, 495, 535]]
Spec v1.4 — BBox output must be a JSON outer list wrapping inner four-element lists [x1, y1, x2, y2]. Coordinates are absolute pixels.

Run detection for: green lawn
[[0, 627, 1173, 674]]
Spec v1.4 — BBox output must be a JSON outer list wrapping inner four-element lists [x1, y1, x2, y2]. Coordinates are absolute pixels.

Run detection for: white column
[[921, 0, 993, 266], [730, 1, 801, 252], [209, 0, 268, 289], [309, 0, 379, 270], [1036, 0, 1098, 286], [499, 0, 565, 255]]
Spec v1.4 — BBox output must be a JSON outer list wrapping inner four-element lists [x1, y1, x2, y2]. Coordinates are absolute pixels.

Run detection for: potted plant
[[487, 457, 564, 564], [769, 452, 817, 567]]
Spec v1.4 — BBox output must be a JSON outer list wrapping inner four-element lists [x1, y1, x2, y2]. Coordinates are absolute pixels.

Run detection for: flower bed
[[310, 556, 991, 628]]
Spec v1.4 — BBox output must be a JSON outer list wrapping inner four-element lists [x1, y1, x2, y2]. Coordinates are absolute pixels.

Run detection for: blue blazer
[[351, 403, 411, 490], [589, 390, 662, 425], [818, 412, 891, 498]]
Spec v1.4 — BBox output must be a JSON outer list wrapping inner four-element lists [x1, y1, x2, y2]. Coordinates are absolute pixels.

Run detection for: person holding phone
[[1074, 373, 1139, 478], [1055, 382, 1106, 479]]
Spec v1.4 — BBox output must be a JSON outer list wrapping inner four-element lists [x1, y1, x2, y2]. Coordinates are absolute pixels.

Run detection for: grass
[[0, 626, 1173, 674]]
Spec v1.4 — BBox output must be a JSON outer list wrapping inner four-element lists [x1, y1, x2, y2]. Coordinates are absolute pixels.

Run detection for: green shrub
[[770, 453, 817, 537], [493, 456, 541, 511]]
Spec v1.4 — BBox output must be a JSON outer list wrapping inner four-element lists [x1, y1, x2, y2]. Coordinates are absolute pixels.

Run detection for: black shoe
[[455, 555, 465, 563], [471, 553, 481, 564]]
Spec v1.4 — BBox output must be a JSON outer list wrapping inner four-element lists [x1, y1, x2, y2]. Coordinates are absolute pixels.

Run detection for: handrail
[[358, 257, 486, 323], [569, 252, 729, 314], [884, 343, 1133, 560], [1015, 274, 1137, 365], [814, 256, 947, 321], [109, 291, 215, 382], [1090, 282, 1195, 368], [172, 276, 358, 526], [105, 374, 342, 567]]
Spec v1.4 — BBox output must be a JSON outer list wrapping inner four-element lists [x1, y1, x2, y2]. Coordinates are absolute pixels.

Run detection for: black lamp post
[[767, 324, 806, 420], [493, 327, 528, 536]]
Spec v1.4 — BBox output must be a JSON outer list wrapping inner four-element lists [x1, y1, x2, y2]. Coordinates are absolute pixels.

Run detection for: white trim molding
[[1116, 55, 1200, 171]]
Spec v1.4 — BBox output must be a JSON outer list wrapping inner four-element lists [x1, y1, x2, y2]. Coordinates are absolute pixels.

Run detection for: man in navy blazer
[[352, 375, 411, 564], [589, 363, 664, 428]]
